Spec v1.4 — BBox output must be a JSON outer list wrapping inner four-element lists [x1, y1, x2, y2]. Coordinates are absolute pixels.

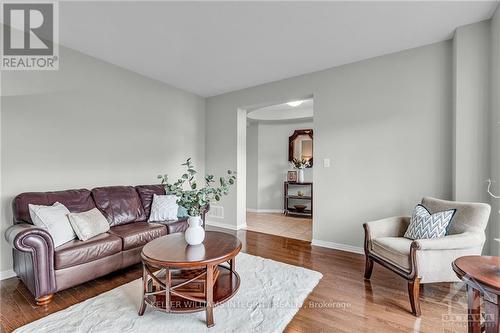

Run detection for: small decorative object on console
[[287, 170, 297, 182], [158, 158, 236, 245], [293, 204, 307, 212]]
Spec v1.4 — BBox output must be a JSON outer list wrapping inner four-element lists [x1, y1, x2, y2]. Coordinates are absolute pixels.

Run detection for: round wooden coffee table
[[452, 255, 500, 333], [138, 231, 242, 327]]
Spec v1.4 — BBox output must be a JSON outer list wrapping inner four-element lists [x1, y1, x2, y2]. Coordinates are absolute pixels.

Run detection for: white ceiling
[[247, 99, 313, 121], [56, 1, 499, 97]]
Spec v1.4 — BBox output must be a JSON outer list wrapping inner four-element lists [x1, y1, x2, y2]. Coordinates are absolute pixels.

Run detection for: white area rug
[[15, 253, 322, 333]]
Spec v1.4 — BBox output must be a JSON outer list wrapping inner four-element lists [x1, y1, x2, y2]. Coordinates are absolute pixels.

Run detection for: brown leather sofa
[[5, 184, 203, 305]]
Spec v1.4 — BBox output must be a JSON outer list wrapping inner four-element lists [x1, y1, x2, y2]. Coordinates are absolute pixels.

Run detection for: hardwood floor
[[246, 212, 312, 241], [1, 228, 469, 333]]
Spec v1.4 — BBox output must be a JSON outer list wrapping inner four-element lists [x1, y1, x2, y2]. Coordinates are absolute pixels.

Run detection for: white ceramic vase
[[185, 215, 205, 245], [298, 169, 305, 183]]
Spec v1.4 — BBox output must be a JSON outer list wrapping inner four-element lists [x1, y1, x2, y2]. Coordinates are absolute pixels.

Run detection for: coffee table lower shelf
[[143, 265, 240, 314]]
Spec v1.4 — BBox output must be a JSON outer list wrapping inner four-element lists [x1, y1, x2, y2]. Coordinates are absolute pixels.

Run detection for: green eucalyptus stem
[[157, 158, 236, 217]]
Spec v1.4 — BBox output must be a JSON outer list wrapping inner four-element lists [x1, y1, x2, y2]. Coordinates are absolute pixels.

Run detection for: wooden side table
[[139, 231, 242, 327], [452, 256, 500, 333]]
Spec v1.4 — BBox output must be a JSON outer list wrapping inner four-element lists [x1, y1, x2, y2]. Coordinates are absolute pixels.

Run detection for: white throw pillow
[[68, 208, 110, 241], [28, 202, 76, 247], [148, 194, 179, 221]]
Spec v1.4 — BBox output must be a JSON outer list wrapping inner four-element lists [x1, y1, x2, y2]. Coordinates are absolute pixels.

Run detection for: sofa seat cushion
[[371, 237, 412, 271], [109, 222, 167, 250], [55, 233, 122, 270]]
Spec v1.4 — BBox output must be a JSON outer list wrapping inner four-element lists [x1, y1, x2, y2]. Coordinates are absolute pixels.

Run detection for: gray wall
[[490, 6, 500, 256], [0, 45, 206, 273], [246, 120, 313, 211], [206, 41, 453, 249], [246, 122, 259, 209]]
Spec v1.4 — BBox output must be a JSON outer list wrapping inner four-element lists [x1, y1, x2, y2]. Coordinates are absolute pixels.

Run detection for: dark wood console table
[[283, 182, 313, 218]]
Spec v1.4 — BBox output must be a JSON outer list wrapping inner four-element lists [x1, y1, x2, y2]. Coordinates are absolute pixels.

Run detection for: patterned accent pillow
[[148, 194, 179, 221], [68, 208, 110, 241], [404, 204, 456, 240]]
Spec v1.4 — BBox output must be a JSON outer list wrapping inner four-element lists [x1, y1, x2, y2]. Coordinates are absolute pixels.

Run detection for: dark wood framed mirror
[[288, 129, 313, 167]]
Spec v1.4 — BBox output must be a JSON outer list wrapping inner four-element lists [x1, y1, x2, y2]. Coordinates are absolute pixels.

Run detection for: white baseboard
[[246, 208, 283, 214], [311, 239, 364, 255], [0, 269, 16, 280], [206, 220, 247, 231]]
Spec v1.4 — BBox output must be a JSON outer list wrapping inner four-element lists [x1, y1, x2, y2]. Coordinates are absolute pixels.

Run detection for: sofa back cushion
[[92, 186, 146, 226], [135, 185, 166, 219], [13, 189, 95, 224]]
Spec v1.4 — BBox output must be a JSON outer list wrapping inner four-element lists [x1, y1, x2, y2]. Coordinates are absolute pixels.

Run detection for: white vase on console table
[[185, 215, 205, 245], [298, 169, 304, 183]]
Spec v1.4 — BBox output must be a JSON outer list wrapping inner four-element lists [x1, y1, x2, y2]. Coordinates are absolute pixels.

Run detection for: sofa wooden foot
[[364, 257, 374, 280], [35, 294, 53, 306], [408, 278, 421, 317]]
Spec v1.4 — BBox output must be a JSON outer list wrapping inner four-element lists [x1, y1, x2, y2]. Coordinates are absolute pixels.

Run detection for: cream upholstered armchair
[[363, 197, 491, 316]]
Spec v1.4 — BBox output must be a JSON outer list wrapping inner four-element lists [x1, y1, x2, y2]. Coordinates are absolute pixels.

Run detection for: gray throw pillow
[[404, 204, 456, 240], [68, 208, 110, 241]]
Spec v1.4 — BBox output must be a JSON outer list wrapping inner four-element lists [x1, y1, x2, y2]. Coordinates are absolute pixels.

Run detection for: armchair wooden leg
[[364, 257, 374, 280], [35, 294, 53, 306], [408, 278, 421, 317]]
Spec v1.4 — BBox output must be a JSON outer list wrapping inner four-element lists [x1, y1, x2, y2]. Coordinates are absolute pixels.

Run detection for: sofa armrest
[[164, 219, 189, 234], [5, 223, 56, 300], [364, 216, 410, 240], [412, 232, 485, 251]]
